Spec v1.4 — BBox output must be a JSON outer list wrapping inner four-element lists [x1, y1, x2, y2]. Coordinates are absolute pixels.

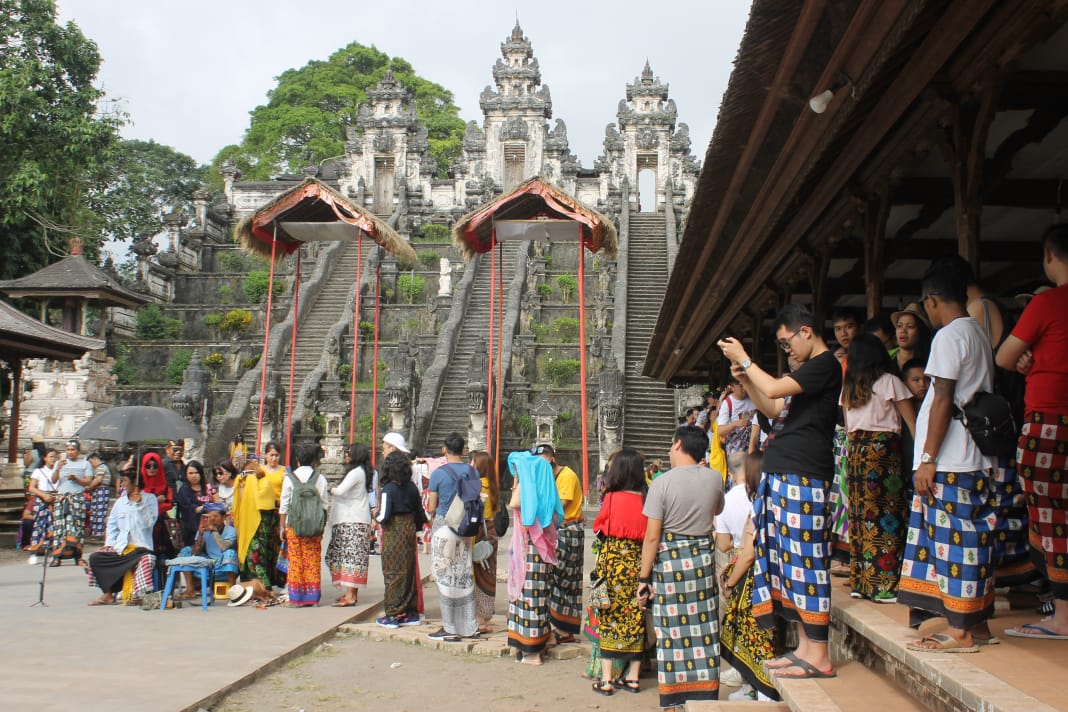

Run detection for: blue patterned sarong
[[752, 472, 831, 642]]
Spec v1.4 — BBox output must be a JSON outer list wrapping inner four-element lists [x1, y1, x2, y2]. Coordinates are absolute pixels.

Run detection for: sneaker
[[872, 592, 897, 604], [849, 591, 863, 599], [728, 684, 755, 701], [427, 627, 460, 641], [463, 631, 482, 639], [720, 667, 744, 687], [397, 612, 422, 627], [376, 615, 401, 629]]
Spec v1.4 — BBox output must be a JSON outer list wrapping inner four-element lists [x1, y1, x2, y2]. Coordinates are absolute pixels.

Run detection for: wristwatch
[[920, 452, 935, 465], [740, 359, 753, 371]]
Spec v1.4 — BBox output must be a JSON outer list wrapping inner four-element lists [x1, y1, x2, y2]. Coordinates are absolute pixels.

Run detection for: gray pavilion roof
[[0, 299, 104, 361], [0, 253, 150, 308]]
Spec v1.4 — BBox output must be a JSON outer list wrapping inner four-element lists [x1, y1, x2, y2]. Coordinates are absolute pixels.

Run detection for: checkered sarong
[[548, 520, 584, 634], [752, 472, 831, 641], [507, 541, 551, 655], [898, 469, 996, 630], [828, 426, 850, 560], [1018, 412, 1068, 598], [87, 545, 157, 603], [652, 531, 719, 707], [991, 454, 1038, 586]]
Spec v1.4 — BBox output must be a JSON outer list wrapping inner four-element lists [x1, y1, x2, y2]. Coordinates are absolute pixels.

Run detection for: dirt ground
[[214, 633, 658, 712]]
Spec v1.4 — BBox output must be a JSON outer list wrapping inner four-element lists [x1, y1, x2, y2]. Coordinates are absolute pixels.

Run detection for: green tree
[[211, 43, 465, 182], [86, 139, 207, 243], [0, 0, 121, 279]]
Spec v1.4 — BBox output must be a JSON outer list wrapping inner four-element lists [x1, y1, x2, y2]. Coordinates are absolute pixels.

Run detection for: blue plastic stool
[[160, 564, 213, 611]]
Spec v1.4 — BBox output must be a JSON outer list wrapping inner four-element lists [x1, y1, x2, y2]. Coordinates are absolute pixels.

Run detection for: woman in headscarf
[[506, 447, 565, 665], [87, 468, 158, 605], [234, 442, 287, 587], [139, 451, 175, 562]]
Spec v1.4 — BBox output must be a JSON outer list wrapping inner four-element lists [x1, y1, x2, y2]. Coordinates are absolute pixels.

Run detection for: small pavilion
[[0, 240, 150, 337]]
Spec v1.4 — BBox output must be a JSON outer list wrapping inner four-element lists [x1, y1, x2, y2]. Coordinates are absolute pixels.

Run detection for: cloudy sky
[[55, 1, 751, 172]]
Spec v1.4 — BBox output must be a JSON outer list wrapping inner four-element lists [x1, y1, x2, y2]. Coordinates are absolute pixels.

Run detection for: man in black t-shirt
[[719, 304, 841, 680]]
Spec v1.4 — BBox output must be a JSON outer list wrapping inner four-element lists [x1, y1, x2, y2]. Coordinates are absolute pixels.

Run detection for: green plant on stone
[[243, 270, 285, 303], [218, 252, 247, 272], [359, 320, 374, 338], [421, 224, 450, 242], [530, 322, 549, 342], [135, 304, 183, 340], [242, 354, 261, 370], [166, 348, 193, 385], [203, 312, 223, 331], [557, 410, 573, 423], [545, 358, 581, 387], [203, 352, 225, 370], [110, 342, 137, 385], [338, 363, 352, 380], [220, 309, 253, 333], [536, 283, 553, 299], [397, 273, 426, 304], [543, 254, 553, 267], [418, 252, 440, 268], [217, 284, 235, 304], [556, 274, 578, 304], [553, 317, 580, 342], [515, 414, 535, 443]]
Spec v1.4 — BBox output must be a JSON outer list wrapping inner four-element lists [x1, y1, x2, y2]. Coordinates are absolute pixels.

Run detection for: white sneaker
[[757, 691, 775, 701], [720, 667, 744, 687], [728, 684, 755, 701]]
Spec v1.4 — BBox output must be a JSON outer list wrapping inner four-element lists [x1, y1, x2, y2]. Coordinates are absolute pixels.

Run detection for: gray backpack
[[286, 470, 326, 537]]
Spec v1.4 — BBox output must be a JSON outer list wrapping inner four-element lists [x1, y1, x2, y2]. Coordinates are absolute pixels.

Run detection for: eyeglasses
[[144, 463, 159, 469], [777, 329, 802, 352]]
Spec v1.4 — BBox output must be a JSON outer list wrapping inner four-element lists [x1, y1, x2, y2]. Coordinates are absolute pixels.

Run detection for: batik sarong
[[88, 488, 110, 538], [898, 469, 996, 630], [24, 498, 54, 553], [1018, 412, 1068, 599], [381, 513, 419, 617], [597, 535, 645, 658], [846, 430, 907, 599], [51, 493, 86, 561], [325, 522, 371, 589], [991, 454, 1038, 586], [651, 531, 719, 707], [752, 473, 831, 641], [240, 509, 286, 587], [828, 426, 850, 564], [507, 540, 552, 655], [285, 530, 322, 606], [474, 519, 498, 626], [549, 519, 584, 635], [431, 525, 477, 636], [87, 545, 156, 603], [720, 560, 779, 701]]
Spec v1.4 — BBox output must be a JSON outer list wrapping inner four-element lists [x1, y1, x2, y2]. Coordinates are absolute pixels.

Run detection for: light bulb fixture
[[808, 73, 854, 114]]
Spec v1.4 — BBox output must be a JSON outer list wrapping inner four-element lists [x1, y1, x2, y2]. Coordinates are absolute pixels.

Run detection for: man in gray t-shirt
[[637, 426, 724, 708]]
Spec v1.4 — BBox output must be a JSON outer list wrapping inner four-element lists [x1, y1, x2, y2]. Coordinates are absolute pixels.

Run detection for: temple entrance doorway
[[504, 143, 526, 191], [637, 155, 657, 212], [374, 157, 395, 213]]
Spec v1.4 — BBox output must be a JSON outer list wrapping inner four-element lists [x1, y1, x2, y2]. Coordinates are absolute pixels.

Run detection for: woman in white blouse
[[324, 443, 374, 606]]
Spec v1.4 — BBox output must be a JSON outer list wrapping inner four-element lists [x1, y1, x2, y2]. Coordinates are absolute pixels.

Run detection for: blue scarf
[[507, 450, 563, 529]]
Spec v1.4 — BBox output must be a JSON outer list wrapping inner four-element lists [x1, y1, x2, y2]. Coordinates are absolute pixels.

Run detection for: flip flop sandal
[[592, 681, 614, 696], [973, 635, 1001, 646], [1004, 624, 1068, 640], [554, 632, 578, 645], [764, 652, 802, 670], [610, 678, 640, 693], [88, 598, 119, 606], [771, 657, 838, 679], [332, 600, 357, 607], [906, 632, 980, 653]]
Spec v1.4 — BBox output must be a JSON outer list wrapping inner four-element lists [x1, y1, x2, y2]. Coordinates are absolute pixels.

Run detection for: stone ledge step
[[831, 593, 1063, 712]]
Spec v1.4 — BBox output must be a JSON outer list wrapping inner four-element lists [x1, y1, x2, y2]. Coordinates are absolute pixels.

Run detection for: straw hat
[[891, 302, 930, 330], [1015, 285, 1051, 306], [227, 583, 255, 607]]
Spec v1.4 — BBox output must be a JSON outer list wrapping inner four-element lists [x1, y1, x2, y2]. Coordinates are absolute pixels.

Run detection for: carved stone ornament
[[373, 130, 394, 153], [598, 362, 624, 430], [636, 129, 659, 150], [498, 117, 530, 142]]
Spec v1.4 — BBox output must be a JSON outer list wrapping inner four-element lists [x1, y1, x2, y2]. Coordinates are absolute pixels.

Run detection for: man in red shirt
[[997, 223, 1068, 640]]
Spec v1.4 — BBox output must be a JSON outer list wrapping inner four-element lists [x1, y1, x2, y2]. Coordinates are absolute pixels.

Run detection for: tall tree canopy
[[212, 43, 465, 182], [0, 0, 120, 279], [87, 139, 207, 243]]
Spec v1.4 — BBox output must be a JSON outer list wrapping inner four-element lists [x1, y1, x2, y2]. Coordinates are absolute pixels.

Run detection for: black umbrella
[[74, 405, 200, 444]]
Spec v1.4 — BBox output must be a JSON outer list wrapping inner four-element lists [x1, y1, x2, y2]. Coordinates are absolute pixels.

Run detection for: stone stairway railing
[[609, 180, 631, 374]]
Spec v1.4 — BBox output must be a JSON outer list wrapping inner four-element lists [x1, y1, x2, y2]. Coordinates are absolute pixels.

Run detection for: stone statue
[[172, 351, 213, 459], [438, 257, 452, 296]]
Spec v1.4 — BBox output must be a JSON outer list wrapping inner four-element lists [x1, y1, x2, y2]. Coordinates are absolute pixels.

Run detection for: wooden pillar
[[863, 190, 891, 317], [808, 247, 832, 329], [749, 309, 763, 367], [947, 80, 1001, 277]]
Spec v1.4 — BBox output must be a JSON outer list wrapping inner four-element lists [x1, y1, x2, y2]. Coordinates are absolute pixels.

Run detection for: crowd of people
[[12, 225, 1067, 708]]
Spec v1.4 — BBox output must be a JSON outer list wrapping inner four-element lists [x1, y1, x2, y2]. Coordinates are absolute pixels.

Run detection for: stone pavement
[[0, 543, 430, 712]]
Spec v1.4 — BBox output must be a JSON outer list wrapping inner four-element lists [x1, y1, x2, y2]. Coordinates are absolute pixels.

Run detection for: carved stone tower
[[479, 23, 553, 191]]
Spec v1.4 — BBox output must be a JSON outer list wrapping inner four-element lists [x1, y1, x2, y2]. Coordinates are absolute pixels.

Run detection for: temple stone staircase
[[240, 243, 359, 445], [425, 242, 520, 450], [621, 212, 678, 460]]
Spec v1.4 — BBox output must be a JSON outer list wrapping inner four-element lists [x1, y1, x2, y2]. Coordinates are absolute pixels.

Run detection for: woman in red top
[[997, 223, 1068, 639], [591, 448, 648, 696], [139, 452, 175, 560]]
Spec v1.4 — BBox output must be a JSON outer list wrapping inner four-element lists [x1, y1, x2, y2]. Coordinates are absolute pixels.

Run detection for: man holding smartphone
[[718, 304, 841, 680]]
